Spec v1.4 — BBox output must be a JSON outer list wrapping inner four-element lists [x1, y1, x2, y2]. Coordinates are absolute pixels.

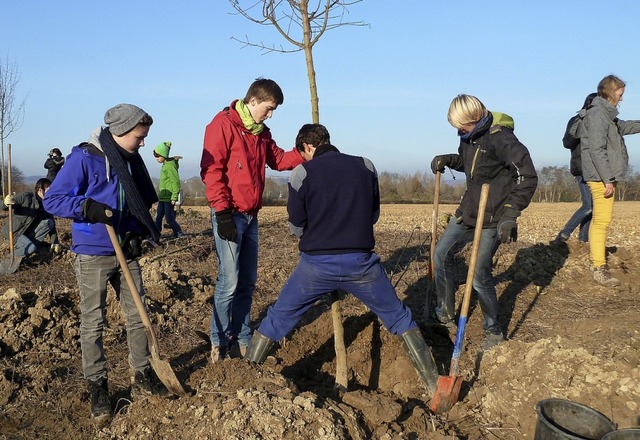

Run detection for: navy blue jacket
[[287, 145, 380, 254]]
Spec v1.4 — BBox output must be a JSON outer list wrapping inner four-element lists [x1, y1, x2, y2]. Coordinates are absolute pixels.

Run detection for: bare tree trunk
[[300, 1, 320, 123]]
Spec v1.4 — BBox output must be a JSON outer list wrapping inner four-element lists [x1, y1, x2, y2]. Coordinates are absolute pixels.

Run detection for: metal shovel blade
[[0, 255, 23, 275], [429, 374, 463, 414], [149, 355, 188, 397]]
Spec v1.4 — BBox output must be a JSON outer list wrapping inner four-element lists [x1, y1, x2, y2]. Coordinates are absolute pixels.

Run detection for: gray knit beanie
[[104, 103, 148, 136]]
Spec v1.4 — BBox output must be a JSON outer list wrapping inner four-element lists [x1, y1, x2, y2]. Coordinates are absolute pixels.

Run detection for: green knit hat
[[153, 141, 172, 158]]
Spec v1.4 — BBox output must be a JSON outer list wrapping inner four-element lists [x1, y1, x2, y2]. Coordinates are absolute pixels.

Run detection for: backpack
[[490, 112, 515, 133]]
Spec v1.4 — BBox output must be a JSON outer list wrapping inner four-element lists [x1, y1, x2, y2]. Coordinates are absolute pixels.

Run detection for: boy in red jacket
[[200, 78, 304, 361]]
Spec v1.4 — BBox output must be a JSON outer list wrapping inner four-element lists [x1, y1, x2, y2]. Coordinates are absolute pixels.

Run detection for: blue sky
[[2, 1, 640, 180]]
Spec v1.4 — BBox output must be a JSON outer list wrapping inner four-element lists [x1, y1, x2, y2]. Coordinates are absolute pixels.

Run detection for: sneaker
[[175, 232, 184, 239], [87, 378, 111, 425], [551, 234, 569, 245], [131, 367, 168, 399], [593, 265, 620, 287], [211, 345, 226, 362], [481, 331, 505, 351]]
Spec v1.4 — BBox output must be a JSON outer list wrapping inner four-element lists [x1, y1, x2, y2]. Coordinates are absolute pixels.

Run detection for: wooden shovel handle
[[105, 223, 159, 355], [429, 171, 441, 280], [7, 144, 13, 261], [459, 183, 490, 319]]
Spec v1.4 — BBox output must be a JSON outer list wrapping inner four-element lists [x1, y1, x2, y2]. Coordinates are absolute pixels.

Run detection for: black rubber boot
[[244, 331, 275, 364], [401, 327, 440, 394], [87, 378, 112, 425]]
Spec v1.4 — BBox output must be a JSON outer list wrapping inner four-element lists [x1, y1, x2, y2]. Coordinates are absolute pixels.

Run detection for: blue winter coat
[[43, 141, 147, 256]]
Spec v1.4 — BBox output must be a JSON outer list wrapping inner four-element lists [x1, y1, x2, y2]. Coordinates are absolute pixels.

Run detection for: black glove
[[430, 154, 457, 174], [122, 232, 143, 259], [216, 209, 237, 242], [84, 198, 112, 224], [497, 208, 520, 244]]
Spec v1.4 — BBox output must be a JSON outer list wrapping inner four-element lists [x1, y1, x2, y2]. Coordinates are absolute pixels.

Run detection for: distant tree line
[[14, 166, 640, 207], [535, 165, 640, 202]]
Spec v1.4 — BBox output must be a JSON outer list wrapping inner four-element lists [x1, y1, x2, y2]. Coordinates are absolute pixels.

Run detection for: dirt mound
[[1, 204, 639, 439]]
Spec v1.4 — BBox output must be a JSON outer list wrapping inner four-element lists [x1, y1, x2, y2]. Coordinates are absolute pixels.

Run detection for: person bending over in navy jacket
[[43, 104, 165, 426], [244, 123, 440, 394]]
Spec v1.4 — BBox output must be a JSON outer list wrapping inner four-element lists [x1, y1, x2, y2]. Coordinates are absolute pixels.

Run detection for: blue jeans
[[15, 218, 58, 257], [155, 202, 182, 237], [433, 218, 501, 334], [559, 176, 592, 242], [74, 254, 150, 381], [209, 209, 258, 347], [257, 252, 416, 341]]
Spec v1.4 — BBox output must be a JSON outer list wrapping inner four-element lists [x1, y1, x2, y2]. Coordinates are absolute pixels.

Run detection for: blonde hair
[[447, 94, 488, 129], [597, 75, 625, 105]]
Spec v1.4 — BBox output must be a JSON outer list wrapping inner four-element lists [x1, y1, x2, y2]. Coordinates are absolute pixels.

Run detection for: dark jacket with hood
[[1, 192, 53, 240], [447, 112, 538, 228], [563, 113, 585, 176]]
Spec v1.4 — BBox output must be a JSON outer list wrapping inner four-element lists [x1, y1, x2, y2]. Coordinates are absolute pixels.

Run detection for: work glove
[[3, 194, 15, 206], [216, 209, 237, 242], [497, 208, 520, 244], [83, 198, 113, 224], [122, 232, 143, 259], [430, 154, 457, 174]]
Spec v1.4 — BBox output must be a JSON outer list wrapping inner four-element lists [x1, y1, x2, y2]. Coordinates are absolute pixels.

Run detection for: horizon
[[2, 1, 640, 179]]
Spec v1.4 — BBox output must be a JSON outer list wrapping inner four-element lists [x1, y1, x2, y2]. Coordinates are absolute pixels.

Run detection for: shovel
[[423, 171, 441, 322], [0, 144, 22, 275], [105, 222, 187, 397], [429, 183, 490, 414]]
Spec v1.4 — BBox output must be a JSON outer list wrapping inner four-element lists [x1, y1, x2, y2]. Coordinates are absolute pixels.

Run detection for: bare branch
[[227, 0, 367, 123]]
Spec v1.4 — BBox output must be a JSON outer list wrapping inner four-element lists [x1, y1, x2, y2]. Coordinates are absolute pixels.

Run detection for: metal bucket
[[534, 398, 615, 440], [602, 429, 640, 439]]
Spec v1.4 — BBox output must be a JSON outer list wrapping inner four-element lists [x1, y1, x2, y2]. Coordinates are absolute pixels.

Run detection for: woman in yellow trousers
[[581, 75, 640, 286]]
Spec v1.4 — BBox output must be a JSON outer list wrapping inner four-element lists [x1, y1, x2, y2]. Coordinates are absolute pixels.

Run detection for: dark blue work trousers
[[257, 251, 416, 341]]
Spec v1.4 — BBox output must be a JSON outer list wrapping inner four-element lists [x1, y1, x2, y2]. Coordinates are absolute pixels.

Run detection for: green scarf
[[235, 100, 264, 135]]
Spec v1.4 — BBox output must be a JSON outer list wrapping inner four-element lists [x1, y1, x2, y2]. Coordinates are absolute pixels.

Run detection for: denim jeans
[[433, 218, 501, 334], [559, 176, 592, 242], [15, 218, 58, 257], [257, 252, 416, 341], [155, 201, 182, 237], [74, 254, 150, 381], [209, 209, 259, 347]]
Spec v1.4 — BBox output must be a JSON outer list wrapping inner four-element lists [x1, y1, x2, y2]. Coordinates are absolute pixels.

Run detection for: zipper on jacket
[[470, 143, 481, 178]]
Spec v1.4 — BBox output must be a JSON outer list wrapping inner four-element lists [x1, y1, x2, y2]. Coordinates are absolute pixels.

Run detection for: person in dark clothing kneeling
[[244, 123, 440, 394], [429, 94, 538, 351]]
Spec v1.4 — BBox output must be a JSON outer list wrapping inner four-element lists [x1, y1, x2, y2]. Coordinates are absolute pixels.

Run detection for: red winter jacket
[[200, 100, 303, 214]]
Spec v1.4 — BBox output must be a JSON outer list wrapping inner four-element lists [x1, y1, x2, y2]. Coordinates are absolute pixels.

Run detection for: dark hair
[[50, 148, 62, 156], [34, 178, 52, 194], [138, 114, 154, 127], [583, 92, 598, 110], [244, 78, 284, 106], [295, 124, 331, 152]]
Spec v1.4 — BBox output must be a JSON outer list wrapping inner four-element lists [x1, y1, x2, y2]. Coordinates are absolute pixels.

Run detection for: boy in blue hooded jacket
[[43, 104, 165, 425]]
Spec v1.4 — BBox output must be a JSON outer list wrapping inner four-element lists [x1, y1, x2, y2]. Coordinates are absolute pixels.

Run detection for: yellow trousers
[[587, 181, 615, 268]]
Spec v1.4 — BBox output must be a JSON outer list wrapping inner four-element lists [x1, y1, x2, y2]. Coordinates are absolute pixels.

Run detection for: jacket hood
[[592, 96, 619, 120]]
